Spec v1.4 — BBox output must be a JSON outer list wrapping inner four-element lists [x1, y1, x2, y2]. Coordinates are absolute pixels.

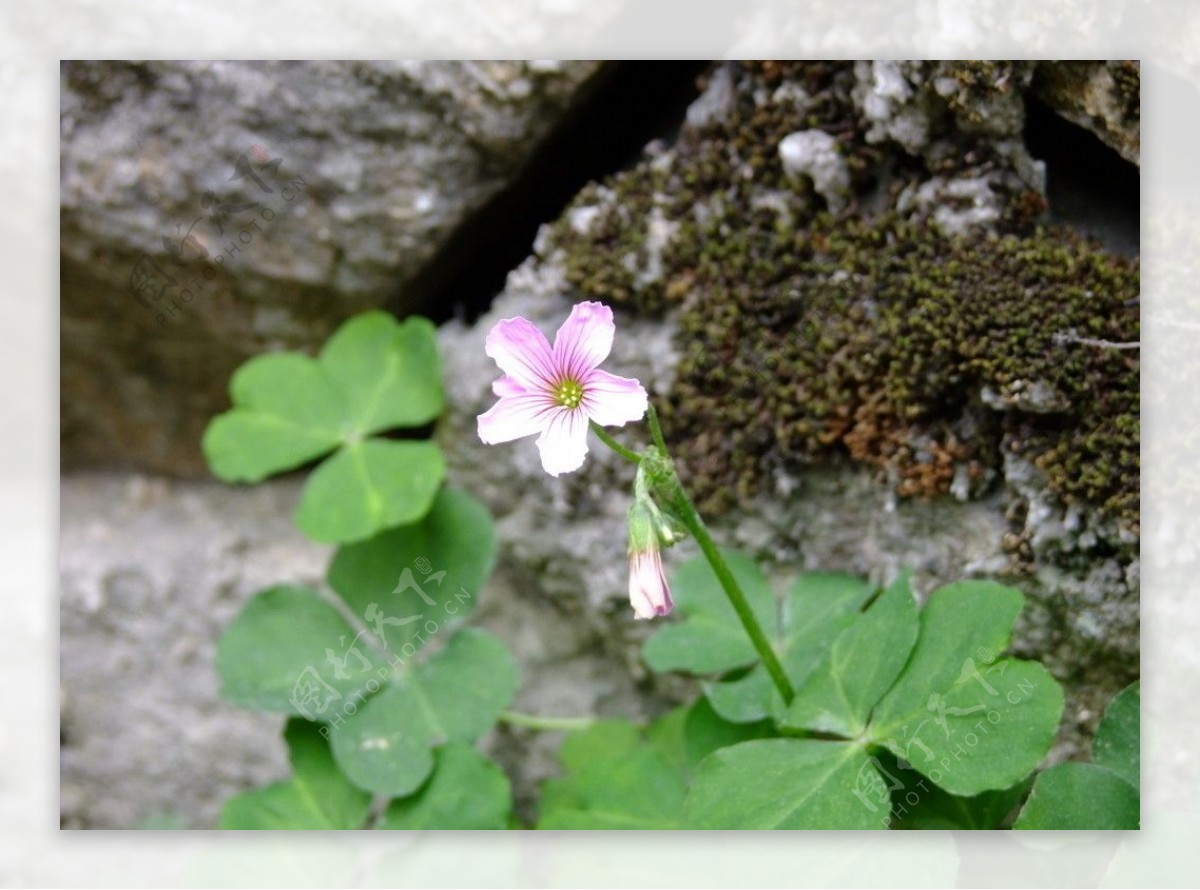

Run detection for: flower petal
[[477, 393, 555, 445], [485, 317, 558, 391], [629, 550, 674, 619], [552, 301, 615, 380], [535, 408, 590, 476], [491, 375, 525, 398], [582, 369, 648, 427]]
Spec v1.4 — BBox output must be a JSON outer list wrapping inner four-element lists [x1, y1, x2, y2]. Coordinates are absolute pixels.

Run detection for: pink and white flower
[[628, 549, 674, 620], [477, 301, 648, 476]]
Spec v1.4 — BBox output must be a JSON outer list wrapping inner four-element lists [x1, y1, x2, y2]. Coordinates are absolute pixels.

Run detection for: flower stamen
[[554, 378, 585, 410]]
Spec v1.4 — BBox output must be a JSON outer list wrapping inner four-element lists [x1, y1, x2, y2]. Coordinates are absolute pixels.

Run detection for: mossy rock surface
[[545, 61, 1138, 537]]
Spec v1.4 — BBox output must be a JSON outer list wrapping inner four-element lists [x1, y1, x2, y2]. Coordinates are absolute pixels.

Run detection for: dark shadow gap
[[392, 61, 710, 326], [1023, 95, 1140, 257]]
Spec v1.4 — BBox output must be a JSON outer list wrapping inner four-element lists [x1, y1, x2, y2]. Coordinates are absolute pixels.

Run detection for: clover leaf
[[683, 739, 886, 829], [1013, 679, 1139, 829], [784, 572, 919, 736], [326, 486, 495, 652], [203, 312, 445, 544], [536, 719, 687, 829], [318, 312, 443, 433], [668, 570, 1069, 829], [701, 572, 873, 724], [219, 719, 371, 830], [1093, 680, 1139, 790], [216, 585, 386, 718], [378, 743, 511, 830], [1013, 763, 1139, 830], [328, 628, 517, 797], [642, 553, 872, 723], [865, 581, 1064, 796]]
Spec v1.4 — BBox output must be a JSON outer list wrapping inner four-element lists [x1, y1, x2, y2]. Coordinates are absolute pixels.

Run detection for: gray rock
[[853, 60, 1046, 233], [779, 129, 851, 212], [980, 380, 1070, 414], [1034, 61, 1140, 165], [59, 473, 320, 828], [61, 60, 602, 476]]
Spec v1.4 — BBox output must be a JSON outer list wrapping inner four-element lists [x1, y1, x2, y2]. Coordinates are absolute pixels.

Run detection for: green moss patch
[[547, 62, 1139, 530], [666, 214, 1139, 529]]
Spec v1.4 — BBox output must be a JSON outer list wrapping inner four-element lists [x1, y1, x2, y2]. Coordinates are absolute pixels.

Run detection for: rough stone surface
[[1034, 61, 1140, 165], [779, 129, 851, 212], [61, 60, 603, 477], [60, 473, 315, 828]]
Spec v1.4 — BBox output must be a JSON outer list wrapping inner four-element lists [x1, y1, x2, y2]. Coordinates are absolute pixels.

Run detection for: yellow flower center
[[553, 378, 585, 409]]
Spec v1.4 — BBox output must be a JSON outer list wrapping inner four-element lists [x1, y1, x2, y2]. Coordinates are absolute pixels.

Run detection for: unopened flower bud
[[627, 500, 674, 619]]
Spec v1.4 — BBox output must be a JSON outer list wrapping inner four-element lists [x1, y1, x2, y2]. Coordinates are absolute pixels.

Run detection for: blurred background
[[60, 60, 1140, 828]]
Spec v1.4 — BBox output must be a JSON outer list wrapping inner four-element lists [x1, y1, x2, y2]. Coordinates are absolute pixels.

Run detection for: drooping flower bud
[[627, 499, 674, 619]]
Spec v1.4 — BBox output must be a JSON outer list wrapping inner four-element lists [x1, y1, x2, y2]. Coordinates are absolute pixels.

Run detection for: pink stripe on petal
[[491, 375, 526, 398], [478, 393, 557, 445], [552, 301, 615, 380], [535, 407, 590, 476], [581, 369, 648, 427], [485, 317, 558, 391]]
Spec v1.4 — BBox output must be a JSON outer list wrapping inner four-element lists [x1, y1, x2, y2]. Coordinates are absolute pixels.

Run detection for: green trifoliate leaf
[[704, 571, 874, 723], [202, 352, 347, 482], [784, 572, 919, 736], [329, 629, 517, 797], [378, 743, 511, 830], [295, 439, 444, 544], [202, 311, 447, 544], [326, 487, 495, 652], [683, 739, 887, 830], [868, 581, 1064, 796], [1013, 762, 1139, 829], [216, 585, 385, 718], [680, 697, 776, 771], [318, 312, 443, 434], [1093, 680, 1139, 790], [219, 719, 372, 830], [536, 718, 687, 830], [877, 749, 1031, 829]]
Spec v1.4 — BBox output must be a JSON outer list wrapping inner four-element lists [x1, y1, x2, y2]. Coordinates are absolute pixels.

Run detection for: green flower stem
[[645, 406, 797, 707], [591, 407, 796, 706], [589, 421, 643, 465], [499, 710, 595, 732], [665, 479, 796, 706]]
